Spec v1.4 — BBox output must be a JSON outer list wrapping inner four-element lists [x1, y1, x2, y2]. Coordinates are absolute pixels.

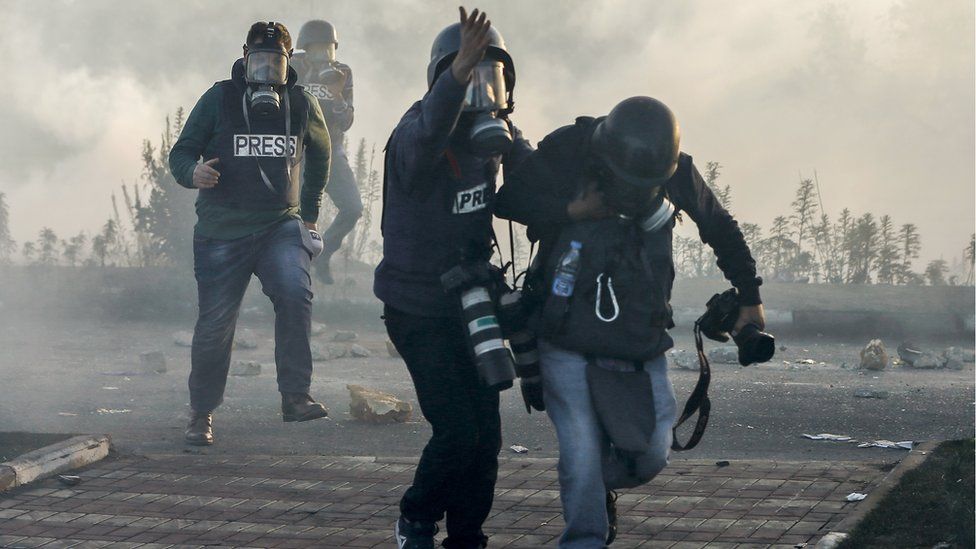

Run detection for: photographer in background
[[169, 21, 332, 446], [497, 97, 765, 548], [374, 7, 533, 549], [292, 19, 361, 284]]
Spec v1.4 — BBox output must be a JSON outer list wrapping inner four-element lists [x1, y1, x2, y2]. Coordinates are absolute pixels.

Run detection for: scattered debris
[[942, 347, 973, 370], [802, 433, 853, 442], [509, 445, 530, 454], [96, 408, 131, 414], [333, 330, 358, 342], [58, 412, 78, 417], [172, 331, 193, 348], [857, 440, 913, 450], [909, 350, 943, 369], [667, 349, 698, 370], [859, 339, 889, 371], [57, 475, 81, 486], [312, 343, 348, 361], [349, 344, 372, 358], [707, 346, 739, 364], [101, 387, 119, 391], [845, 492, 867, 502], [139, 351, 167, 374], [797, 359, 816, 365], [234, 329, 259, 350], [715, 460, 730, 467], [347, 385, 412, 423], [230, 361, 262, 376], [853, 389, 889, 399], [386, 340, 401, 358], [817, 532, 849, 549], [310, 322, 329, 337]]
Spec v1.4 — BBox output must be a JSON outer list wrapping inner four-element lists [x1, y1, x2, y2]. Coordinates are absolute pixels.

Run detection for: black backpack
[[536, 215, 676, 362]]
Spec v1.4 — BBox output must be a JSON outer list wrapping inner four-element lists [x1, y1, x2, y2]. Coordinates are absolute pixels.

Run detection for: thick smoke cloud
[[0, 0, 972, 263]]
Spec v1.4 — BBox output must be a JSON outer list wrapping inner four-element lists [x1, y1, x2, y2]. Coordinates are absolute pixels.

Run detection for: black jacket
[[496, 116, 762, 305]]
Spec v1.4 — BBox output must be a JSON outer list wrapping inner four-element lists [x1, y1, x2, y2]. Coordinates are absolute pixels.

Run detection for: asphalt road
[[0, 312, 972, 465]]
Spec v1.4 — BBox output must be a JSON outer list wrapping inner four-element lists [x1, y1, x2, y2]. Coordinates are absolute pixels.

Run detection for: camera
[[318, 63, 345, 86], [441, 262, 516, 391], [697, 288, 775, 366]]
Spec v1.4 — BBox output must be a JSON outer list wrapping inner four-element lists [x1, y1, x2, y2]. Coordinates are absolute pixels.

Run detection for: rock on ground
[[310, 322, 328, 337], [312, 343, 348, 361], [234, 329, 259, 350], [859, 339, 889, 370], [139, 351, 167, 374], [172, 331, 193, 348], [231, 361, 262, 376], [668, 349, 698, 370], [347, 384, 412, 423], [333, 331, 358, 342], [896, 341, 924, 366], [707, 346, 739, 365], [349, 344, 371, 358], [908, 350, 944, 369], [943, 347, 973, 370]]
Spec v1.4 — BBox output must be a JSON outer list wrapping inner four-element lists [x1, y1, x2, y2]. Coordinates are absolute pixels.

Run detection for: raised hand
[[450, 6, 493, 84]]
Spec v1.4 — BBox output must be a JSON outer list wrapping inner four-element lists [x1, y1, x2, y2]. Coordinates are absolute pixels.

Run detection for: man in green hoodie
[[169, 21, 332, 446]]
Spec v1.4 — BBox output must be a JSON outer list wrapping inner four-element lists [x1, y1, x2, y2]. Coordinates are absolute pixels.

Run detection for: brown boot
[[281, 393, 329, 422], [184, 411, 213, 446]]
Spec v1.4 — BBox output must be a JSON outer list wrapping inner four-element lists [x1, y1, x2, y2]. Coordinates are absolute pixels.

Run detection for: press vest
[[199, 80, 309, 210]]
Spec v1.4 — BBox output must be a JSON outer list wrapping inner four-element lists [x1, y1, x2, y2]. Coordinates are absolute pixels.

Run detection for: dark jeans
[[321, 148, 363, 258], [384, 305, 501, 546], [190, 218, 314, 412]]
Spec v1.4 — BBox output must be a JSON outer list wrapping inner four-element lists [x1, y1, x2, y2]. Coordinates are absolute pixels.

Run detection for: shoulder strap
[[671, 320, 712, 451]]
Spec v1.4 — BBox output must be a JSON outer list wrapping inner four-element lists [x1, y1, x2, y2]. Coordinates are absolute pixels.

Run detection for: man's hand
[[734, 304, 766, 333], [520, 377, 545, 413], [567, 182, 613, 221], [193, 158, 220, 189], [325, 67, 348, 99], [304, 221, 318, 232], [450, 7, 492, 84]]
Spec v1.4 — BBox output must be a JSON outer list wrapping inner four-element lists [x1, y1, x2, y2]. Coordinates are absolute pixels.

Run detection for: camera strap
[[671, 319, 712, 451]]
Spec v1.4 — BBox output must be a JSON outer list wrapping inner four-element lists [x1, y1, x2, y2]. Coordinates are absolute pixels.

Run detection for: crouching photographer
[[496, 97, 769, 548]]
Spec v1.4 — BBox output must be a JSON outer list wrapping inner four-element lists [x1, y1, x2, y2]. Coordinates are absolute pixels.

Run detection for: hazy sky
[[0, 0, 973, 264]]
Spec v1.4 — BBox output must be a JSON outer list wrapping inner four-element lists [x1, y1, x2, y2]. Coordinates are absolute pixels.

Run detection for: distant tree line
[[0, 117, 972, 288], [672, 162, 974, 286]]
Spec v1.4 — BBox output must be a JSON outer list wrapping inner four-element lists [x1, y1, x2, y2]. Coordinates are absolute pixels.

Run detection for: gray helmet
[[297, 20, 338, 50], [427, 22, 515, 113], [590, 97, 680, 188]]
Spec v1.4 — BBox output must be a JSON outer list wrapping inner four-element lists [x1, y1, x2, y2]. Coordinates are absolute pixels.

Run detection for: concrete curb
[[0, 434, 111, 492], [815, 440, 940, 548]]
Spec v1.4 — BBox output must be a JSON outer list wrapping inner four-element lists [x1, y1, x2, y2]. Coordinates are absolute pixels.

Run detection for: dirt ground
[[0, 307, 972, 465]]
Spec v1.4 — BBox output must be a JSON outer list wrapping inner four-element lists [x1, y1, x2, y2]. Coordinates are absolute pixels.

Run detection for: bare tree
[[0, 192, 16, 265], [873, 214, 900, 285]]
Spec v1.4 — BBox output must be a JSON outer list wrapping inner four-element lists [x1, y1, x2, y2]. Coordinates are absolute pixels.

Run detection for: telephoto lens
[[460, 286, 516, 390]]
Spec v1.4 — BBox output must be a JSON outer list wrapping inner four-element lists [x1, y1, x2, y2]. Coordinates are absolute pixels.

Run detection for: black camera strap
[[671, 319, 712, 451]]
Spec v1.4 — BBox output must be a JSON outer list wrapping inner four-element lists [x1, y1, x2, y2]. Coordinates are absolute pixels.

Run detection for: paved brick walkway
[[0, 454, 885, 548]]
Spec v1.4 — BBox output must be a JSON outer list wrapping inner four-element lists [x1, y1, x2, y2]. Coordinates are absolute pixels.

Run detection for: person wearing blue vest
[[374, 7, 533, 549], [497, 97, 766, 548], [169, 22, 332, 447]]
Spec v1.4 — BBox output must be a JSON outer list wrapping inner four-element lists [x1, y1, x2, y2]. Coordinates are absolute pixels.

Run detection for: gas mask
[[462, 60, 512, 156], [245, 47, 289, 116]]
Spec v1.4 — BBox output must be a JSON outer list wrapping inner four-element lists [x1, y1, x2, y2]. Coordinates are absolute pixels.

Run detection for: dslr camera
[[697, 288, 775, 366]]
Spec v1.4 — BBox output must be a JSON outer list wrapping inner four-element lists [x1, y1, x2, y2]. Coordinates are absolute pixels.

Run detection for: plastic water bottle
[[551, 241, 582, 297]]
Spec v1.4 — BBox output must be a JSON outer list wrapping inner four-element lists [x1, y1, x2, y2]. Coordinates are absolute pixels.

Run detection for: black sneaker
[[395, 516, 438, 549], [606, 490, 618, 545]]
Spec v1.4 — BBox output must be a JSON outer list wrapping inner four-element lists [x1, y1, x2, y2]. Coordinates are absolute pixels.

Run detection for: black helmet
[[297, 20, 338, 50], [427, 22, 515, 112], [590, 97, 680, 188]]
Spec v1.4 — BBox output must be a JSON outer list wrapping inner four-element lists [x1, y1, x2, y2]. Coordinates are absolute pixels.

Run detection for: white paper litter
[[96, 408, 132, 414], [845, 492, 868, 502], [857, 440, 913, 450], [509, 445, 529, 454], [802, 433, 853, 442]]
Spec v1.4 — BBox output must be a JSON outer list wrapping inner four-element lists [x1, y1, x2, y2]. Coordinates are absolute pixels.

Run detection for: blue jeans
[[540, 341, 677, 549], [321, 148, 363, 258], [189, 218, 314, 412]]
